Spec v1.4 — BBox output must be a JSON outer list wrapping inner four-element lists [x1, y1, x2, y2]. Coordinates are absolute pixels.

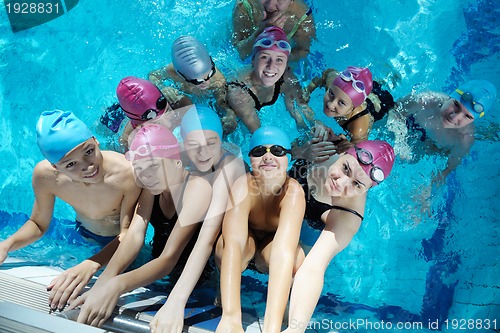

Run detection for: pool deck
[[0, 257, 264, 333]]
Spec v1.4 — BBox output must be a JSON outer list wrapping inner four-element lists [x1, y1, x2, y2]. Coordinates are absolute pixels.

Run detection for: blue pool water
[[1, 0, 499, 332]]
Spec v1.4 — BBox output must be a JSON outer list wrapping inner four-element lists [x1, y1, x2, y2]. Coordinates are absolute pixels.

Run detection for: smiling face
[[132, 157, 174, 195], [252, 50, 288, 87], [323, 84, 355, 117], [323, 154, 372, 197], [439, 98, 475, 128], [183, 129, 222, 173], [250, 144, 289, 180], [54, 138, 104, 183]]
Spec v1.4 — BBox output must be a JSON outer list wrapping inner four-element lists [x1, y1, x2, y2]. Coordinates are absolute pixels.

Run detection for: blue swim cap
[[249, 126, 291, 150], [36, 110, 93, 164], [449, 80, 497, 118], [172, 36, 212, 80], [180, 105, 223, 140]]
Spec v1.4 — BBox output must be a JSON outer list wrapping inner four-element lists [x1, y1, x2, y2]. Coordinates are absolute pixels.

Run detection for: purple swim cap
[[116, 77, 168, 128], [345, 140, 395, 187], [253, 26, 291, 57], [333, 66, 373, 107], [126, 124, 180, 161]]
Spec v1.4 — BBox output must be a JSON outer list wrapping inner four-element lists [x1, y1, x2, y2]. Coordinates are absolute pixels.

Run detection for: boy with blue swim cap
[[389, 78, 497, 185], [449, 79, 497, 119], [215, 125, 306, 333], [0, 110, 141, 312]]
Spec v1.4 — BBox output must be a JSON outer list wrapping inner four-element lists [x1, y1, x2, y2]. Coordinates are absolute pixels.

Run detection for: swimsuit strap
[[240, 0, 255, 27], [328, 205, 364, 221], [227, 78, 284, 111], [259, 76, 284, 109], [287, 7, 312, 40], [340, 109, 370, 130]]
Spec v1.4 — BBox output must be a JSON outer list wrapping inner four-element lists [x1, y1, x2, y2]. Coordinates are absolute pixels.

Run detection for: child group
[[0, 0, 497, 333]]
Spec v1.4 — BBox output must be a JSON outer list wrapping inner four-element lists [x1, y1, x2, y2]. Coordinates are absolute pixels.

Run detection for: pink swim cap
[[333, 66, 373, 107], [253, 26, 291, 57], [116, 77, 168, 128], [126, 124, 180, 161], [345, 140, 395, 187]]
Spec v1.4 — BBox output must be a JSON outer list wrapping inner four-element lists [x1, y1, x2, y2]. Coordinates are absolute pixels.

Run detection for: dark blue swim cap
[[180, 105, 223, 140], [36, 110, 93, 164], [249, 126, 291, 150]]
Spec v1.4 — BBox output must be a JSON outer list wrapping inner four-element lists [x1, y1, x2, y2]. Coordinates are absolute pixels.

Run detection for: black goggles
[[123, 95, 168, 121], [177, 58, 216, 86], [354, 146, 385, 184], [248, 145, 291, 158]]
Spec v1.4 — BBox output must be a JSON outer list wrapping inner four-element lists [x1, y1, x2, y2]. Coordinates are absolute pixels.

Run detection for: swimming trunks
[[75, 221, 117, 246], [227, 77, 284, 111], [288, 159, 364, 230], [239, 0, 312, 40], [405, 114, 427, 141], [367, 81, 395, 121]]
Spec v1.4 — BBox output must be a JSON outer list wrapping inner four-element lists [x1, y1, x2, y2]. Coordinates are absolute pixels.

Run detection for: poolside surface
[[0, 257, 266, 333]]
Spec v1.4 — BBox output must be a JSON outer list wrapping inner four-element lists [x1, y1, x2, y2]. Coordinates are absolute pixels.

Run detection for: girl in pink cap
[[292, 67, 395, 163], [226, 26, 315, 133], [232, 0, 316, 62], [69, 124, 215, 328], [283, 140, 395, 333]]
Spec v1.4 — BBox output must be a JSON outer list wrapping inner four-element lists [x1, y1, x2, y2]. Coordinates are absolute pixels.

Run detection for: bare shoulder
[[290, 0, 310, 16], [101, 150, 136, 185], [187, 174, 212, 191], [32, 160, 59, 186], [285, 177, 305, 196]]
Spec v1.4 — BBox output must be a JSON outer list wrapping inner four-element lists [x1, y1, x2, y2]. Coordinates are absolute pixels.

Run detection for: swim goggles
[[248, 145, 291, 158], [254, 38, 292, 54], [339, 70, 368, 100], [178, 58, 216, 86], [123, 95, 168, 122], [125, 144, 179, 161], [353, 146, 384, 184], [454, 88, 484, 117]]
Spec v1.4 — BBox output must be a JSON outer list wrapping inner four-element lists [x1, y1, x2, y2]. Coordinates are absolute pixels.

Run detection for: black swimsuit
[[227, 77, 284, 110], [288, 159, 364, 230], [149, 174, 210, 283]]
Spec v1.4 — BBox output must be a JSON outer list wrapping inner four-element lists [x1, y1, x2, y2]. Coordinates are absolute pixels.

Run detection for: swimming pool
[[1, 0, 499, 332]]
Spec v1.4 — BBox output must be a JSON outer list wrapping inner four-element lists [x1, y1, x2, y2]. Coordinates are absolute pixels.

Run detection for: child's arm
[[283, 72, 316, 130], [284, 200, 364, 333], [232, 0, 265, 60], [262, 180, 305, 333], [73, 177, 212, 328], [150, 158, 246, 332], [302, 68, 336, 103], [287, 9, 316, 62], [0, 162, 56, 263], [216, 175, 252, 333]]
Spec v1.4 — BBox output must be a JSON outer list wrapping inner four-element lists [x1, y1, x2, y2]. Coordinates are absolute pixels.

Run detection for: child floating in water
[[293, 66, 395, 163], [388, 79, 497, 184]]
